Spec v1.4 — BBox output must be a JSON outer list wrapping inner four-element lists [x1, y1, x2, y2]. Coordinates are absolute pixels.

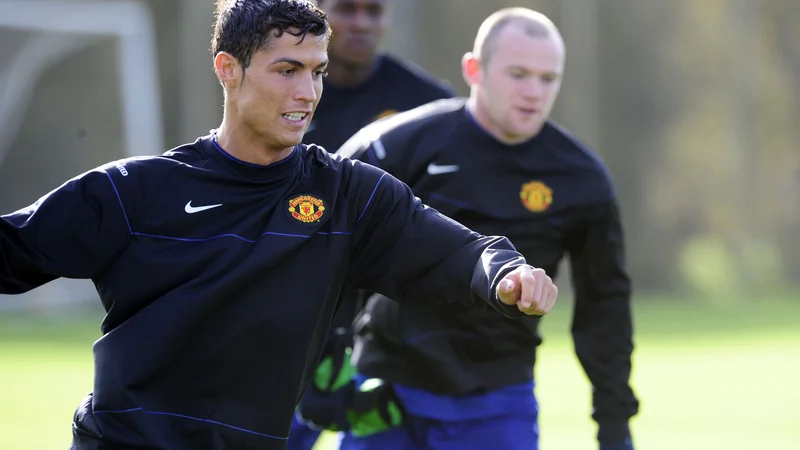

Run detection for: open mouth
[[282, 112, 308, 122]]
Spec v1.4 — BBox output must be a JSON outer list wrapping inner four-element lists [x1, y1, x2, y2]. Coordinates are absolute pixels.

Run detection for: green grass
[[1, 296, 799, 449], [530, 295, 800, 450]]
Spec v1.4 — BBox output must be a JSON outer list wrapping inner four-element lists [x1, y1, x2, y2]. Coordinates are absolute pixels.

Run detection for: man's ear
[[461, 52, 481, 87], [214, 51, 241, 89]]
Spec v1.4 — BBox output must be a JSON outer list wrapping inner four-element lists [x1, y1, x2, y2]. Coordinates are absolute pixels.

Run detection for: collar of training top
[[200, 130, 302, 179]]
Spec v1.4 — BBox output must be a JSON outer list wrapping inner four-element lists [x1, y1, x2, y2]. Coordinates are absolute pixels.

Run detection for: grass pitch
[[1, 295, 798, 449]]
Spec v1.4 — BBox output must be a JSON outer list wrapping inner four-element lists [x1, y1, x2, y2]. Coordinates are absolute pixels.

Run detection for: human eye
[[541, 74, 558, 84]]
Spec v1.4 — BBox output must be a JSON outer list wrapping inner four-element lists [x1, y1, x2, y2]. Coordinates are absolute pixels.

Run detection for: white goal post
[[0, 0, 164, 310], [0, 0, 164, 162]]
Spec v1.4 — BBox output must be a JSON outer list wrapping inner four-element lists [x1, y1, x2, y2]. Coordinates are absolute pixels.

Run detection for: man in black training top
[[290, 1, 454, 448], [303, 0, 454, 153], [330, 7, 639, 450], [0, 2, 558, 450]]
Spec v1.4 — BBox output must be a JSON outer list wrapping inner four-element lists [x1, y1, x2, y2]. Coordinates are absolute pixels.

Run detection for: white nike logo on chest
[[185, 201, 223, 214]]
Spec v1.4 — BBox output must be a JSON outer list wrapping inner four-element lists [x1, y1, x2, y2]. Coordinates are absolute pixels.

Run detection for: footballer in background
[[289, 1, 454, 449]]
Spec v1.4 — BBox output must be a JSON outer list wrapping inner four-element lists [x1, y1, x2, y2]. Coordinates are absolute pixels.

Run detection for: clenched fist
[[497, 265, 558, 315]]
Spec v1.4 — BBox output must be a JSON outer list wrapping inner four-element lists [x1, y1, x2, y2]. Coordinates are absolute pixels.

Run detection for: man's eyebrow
[[270, 58, 329, 69]]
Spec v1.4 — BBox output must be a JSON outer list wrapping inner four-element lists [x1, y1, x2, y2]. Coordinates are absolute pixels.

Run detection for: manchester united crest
[[288, 195, 325, 223], [520, 181, 553, 213]]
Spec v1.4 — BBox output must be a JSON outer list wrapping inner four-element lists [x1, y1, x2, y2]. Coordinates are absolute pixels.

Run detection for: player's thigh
[[427, 411, 540, 450], [337, 426, 419, 450], [286, 414, 322, 450]]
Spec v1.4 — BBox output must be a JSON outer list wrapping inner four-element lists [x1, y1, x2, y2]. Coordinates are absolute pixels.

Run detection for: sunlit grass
[[2, 296, 798, 449]]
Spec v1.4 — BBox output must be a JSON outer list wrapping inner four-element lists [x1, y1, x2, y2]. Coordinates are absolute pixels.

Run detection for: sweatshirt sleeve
[[567, 197, 639, 441], [0, 160, 156, 294], [345, 160, 529, 318]]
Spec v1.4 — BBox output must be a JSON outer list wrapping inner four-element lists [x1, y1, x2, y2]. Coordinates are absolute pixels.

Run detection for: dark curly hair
[[212, 0, 330, 73]]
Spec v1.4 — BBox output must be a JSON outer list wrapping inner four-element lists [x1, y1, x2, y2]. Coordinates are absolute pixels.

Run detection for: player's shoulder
[[304, 141, 362, 169], [305, 142, 389, 187], [542, 121, 612, 177], [97, 155, 181, 180], [363, 97, 465, 141], [338, 98, 464, 160], [96, 139, 204, 183], [540, 121, 619, 200], [379, 55, 455, 97], [299, 142, 335, 167]]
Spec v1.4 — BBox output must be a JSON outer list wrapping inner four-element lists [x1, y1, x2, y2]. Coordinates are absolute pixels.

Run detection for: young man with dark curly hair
[[0, 2, 558, 449]]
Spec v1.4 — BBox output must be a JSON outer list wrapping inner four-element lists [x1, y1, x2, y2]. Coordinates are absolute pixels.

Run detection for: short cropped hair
[[212, 0, 330, 72], [472, 8, 561, 65]]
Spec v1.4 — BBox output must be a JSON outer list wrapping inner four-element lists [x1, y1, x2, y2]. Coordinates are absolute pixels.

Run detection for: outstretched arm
[[347, 161, 556, 317], [0, 164, 137, 294]]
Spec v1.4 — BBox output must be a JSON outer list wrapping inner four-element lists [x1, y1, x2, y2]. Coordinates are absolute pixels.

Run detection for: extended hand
[[497, 265, 558, 316]]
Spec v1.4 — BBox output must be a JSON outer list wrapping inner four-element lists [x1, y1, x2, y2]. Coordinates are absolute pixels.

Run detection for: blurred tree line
[[391, 0, 800, 297]]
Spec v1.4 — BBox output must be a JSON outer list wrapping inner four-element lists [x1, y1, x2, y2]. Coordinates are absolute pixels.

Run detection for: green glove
[[313, 347, 356, 392], [297, 347, 357, 432], [346, 378, 405, 437]]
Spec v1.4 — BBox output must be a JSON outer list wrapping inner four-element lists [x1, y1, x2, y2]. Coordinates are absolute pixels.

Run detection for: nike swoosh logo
[[426, 163, 460, 175], [185, 201, 223, 214]]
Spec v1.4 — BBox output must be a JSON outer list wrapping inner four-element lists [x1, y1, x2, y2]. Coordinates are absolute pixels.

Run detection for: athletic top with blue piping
[[0, 133, 529, 449]]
